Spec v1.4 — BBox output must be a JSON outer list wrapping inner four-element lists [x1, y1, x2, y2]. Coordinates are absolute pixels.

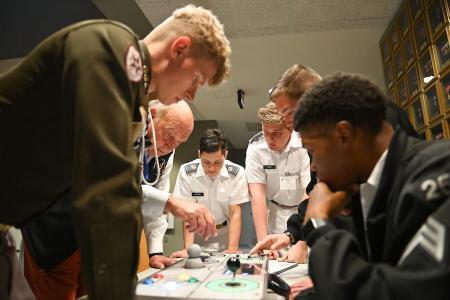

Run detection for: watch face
[[311, 218, 327, 228]]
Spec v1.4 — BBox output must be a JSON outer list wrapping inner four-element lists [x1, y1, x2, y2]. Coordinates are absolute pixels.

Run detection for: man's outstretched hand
[[249, 233, 291, 256], [165, 196, 217, 240], [149, 255, 176, 269]]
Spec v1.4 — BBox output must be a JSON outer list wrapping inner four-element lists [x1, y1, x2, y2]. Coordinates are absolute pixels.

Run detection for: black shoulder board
[[225, 164, 240, 176], [263, 165, 277, 170], [184, 163, 199, 174], [249, 131, 263, 144]]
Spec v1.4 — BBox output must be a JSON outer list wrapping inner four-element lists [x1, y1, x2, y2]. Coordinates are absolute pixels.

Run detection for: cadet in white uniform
[[171, 129, 249, 256], [246, 102, 310, 242]]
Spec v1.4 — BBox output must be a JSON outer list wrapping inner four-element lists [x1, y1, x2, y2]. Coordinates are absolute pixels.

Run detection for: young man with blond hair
[[269, 64, 322, 128], [0, 4, 230, 299], [245, 102, 310, 261]]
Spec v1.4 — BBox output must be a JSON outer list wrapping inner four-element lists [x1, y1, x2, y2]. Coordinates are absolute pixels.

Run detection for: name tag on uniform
[[280, 176, 297, 190], [263, 165, 277, 170], [191, 192, 204, 197]]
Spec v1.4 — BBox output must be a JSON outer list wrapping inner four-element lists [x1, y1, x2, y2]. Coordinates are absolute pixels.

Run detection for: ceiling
[[137, 0, 402, 148], [137, 0, 399, 38]]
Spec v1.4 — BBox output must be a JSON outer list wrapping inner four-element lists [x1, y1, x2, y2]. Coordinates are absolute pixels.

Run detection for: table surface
[[137, 259, 309, 300]]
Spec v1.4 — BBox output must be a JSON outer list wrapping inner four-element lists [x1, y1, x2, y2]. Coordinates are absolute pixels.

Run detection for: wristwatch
[[301, 218, 327, 240], [284, 231, 296, 245]]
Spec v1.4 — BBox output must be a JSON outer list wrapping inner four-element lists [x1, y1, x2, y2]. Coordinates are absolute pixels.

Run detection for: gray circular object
[[185, 258, 204, 269], [187, 244, 202, 258]]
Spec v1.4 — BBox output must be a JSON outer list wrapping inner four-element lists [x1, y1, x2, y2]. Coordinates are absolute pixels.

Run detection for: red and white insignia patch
[[125, 45, 143, 82]]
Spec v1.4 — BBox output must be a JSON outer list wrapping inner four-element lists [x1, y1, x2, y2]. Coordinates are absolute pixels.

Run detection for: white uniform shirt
[[245, 131, 310, 207], [173, 159, 249, 224], [141, 152, 175, 254]]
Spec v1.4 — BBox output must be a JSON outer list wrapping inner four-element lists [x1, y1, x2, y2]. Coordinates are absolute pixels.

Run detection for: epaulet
[[184, 163, 199, 174], [249, 131, 263, 144], [225, 164, 240, 176]]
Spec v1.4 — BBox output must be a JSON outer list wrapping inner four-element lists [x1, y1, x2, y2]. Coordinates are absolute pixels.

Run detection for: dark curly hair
[[294, 73, 387, 134], [199, 129, 228, 153]]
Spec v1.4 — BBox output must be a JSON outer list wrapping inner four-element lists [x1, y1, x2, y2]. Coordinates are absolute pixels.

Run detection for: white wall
[[194, 26, 387, 148]]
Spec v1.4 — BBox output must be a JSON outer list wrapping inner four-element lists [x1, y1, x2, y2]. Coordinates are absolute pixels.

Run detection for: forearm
[[227, 206, 241, 250], [249, 183, 268, 240], [251, 198, 268, 240]]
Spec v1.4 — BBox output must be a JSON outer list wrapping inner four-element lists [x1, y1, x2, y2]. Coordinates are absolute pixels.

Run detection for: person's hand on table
[[249, 233, 291, 256], [278, 241, 308, 263], [165, 195, 217, 240], [149, 255, 176, 269], [170, 248, 188, 258], [263, 249, 281, 259], [289, 277, 314, 299]]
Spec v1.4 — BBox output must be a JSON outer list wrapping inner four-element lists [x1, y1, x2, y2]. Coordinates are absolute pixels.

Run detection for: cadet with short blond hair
[[0, 4, 231, 299], [245, 102, 310, 255]]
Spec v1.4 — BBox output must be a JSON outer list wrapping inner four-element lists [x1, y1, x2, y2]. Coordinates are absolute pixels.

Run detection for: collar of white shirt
[[195, 159, 230, 179], [257, 131, 302, 152], [359, 150, 388, 223]]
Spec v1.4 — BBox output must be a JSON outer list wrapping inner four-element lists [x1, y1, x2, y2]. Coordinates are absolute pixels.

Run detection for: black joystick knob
[[227, 257, 241, 273], [225, 257, 241, 286], [227, 257, 241, 278]]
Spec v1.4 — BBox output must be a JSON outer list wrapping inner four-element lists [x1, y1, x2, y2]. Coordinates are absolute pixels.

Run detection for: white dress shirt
[[245, 131, 310, 206], [173, 159, 249, 224], [359, 149, 388, 259], [360, 150, 388, 223], [173, 158, 249, 250]]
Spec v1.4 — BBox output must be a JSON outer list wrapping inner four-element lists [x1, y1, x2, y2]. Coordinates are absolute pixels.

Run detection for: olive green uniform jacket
[[0, 20, 151, 299]]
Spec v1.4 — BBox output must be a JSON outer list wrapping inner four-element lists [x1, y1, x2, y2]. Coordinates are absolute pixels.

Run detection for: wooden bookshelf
[[380, 0, 450, 139]]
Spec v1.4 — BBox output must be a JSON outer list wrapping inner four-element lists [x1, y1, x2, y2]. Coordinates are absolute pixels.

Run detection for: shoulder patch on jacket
[[225, 164, 240, 176], [249, 131, 263, 144], [184, 163, 199, 174]]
